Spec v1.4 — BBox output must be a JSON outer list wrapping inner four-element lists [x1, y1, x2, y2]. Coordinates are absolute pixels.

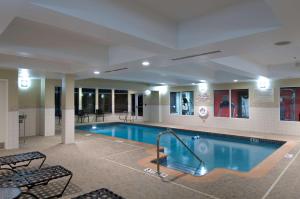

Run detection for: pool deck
[[1, 122, 300, 199]]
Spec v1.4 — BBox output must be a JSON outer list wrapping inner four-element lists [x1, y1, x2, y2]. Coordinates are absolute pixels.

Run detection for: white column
[[128, 91, 132, 114], [40, 78, 55, 136], [79, 88, 82, 110], [2, 69, 19, 149], [61, 74, 75, 144], [95, 89, 99, 110], [112, 89, 115, 114]]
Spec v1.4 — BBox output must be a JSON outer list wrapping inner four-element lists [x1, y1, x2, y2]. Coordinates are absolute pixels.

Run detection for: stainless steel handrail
[[119, 111, 128, 122], [156, 129, 205, 175]]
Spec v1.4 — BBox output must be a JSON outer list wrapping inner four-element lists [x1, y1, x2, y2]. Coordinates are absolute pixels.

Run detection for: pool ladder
[[119, 111, 136, 122], [156, 129, 205, 176]]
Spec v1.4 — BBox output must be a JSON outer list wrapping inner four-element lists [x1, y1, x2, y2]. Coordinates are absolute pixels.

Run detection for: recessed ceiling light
[[94, 71, 100, 75], [17, 52, 31, 57], [142, 61, 150, 66], [274, 41, 291, 46], [233, 80, 238, 82]]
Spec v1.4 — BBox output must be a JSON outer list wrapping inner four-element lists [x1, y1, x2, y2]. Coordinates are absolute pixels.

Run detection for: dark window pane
[[98, 89, 112, 113], [82, 88, 96, 114], [74, 88, 79, 115], [55, 87, 61, 116], [138, 94, 143, 116], [115, 90, 128, 94], [131, 94, 136, 115], [231, 89, 249, 118], [99, 89, 112, 94], [214, 90, 230, 117], [115, 90, 128, 113]]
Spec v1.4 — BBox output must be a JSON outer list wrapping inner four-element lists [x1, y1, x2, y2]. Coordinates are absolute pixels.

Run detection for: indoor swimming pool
[[76, 123, 285, 176]]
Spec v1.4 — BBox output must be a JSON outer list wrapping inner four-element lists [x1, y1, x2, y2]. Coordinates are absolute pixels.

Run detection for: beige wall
[[0, 69, 18, 111], [75, 78, 150, 91], [19, 79, 41, 109], [160, 78, 300, 135]]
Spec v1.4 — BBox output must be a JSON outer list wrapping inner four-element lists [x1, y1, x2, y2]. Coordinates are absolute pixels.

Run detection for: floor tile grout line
[[77, 133, 145, 149], [100, 148, 145, 159], [261, 146, 300, 199], [103, 158, 221, 199]]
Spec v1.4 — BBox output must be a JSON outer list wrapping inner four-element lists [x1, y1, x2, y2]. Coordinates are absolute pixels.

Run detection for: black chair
[[77, 110, 89, 123], [72, 188, 125, 199], [0, 165, 73, 199], [0, 151, 46, 172], [95, 109, 104, 122]]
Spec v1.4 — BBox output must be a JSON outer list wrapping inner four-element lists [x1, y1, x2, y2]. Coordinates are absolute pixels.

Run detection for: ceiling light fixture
[[94, 71, 100, 75], [142, 61, 150, 66], [233, 80, 238, 82], [199, 80, 206, 83]]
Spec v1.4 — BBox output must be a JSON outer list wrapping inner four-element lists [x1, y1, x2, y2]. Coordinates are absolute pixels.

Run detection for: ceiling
[[0, 0, 299, 85], [132, 0, 248, 22]]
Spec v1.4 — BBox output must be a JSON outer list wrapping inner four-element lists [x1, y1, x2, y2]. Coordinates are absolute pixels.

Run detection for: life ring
[[198, 141, 209, 154], [199, 106, 208, 118]]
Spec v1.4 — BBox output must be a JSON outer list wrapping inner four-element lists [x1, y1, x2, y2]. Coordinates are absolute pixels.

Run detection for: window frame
[[169, 91, 194, 116], [114, 89, 129, 113]]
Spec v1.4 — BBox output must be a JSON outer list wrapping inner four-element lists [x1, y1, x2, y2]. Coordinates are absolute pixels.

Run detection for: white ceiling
[[0, 0, 299, 85], [132, 0, 248, 22]]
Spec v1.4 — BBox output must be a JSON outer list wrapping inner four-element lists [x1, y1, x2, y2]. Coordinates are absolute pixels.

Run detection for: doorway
[[131, 93, 143, 117]]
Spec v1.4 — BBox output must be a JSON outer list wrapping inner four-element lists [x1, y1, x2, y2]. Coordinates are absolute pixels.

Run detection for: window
[[214, 90, 230, 117], [280, 87, 300, 121], [74, 88, 79, 115], [55, 87, 61, 116], [115, 90, 128, 113], [82, 88, 96, 114], [231, 89, 249, 118], [98, 89, 112, 113], [170, 91, 194, 115]]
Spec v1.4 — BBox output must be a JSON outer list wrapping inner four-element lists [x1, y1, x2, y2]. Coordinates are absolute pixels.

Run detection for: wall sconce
[[18, 77, 31, 90], [257, 76, 270, 90], [198, 82, 208, 93]]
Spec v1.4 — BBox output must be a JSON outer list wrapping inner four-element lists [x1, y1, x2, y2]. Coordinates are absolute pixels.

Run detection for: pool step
[[160, 158, 207, 176]]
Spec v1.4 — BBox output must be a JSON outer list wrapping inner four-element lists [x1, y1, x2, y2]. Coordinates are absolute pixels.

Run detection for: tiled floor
[[1, 123, 300, 199]]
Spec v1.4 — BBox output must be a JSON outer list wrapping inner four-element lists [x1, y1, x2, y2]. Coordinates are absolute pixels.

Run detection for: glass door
[[131, 93, 143, 117], [137, 94, 143, 116], [131, 94, 136, 116]]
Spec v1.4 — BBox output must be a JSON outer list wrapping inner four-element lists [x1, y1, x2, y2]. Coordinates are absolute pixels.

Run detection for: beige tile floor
[[2, 122, 300, 199]]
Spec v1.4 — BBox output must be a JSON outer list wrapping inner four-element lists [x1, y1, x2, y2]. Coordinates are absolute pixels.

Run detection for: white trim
[[0, 80, 8, 146]]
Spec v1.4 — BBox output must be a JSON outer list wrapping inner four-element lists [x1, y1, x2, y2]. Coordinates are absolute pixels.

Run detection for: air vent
[[274, 41, 291, 46], [171, 50, 222, 61], [104, 67, 128, 73]]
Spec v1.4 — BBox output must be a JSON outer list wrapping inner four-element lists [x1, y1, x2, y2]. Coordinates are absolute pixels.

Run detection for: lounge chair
[[77, 110, 90, 123], [73, 188, 124, 199], [0, 165, 73, 198], [95, 109, 104, 122], [0, 151, 46, 172]]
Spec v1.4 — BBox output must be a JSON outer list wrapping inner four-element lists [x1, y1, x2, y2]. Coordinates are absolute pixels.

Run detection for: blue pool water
[[76, 123, 284, 176]]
